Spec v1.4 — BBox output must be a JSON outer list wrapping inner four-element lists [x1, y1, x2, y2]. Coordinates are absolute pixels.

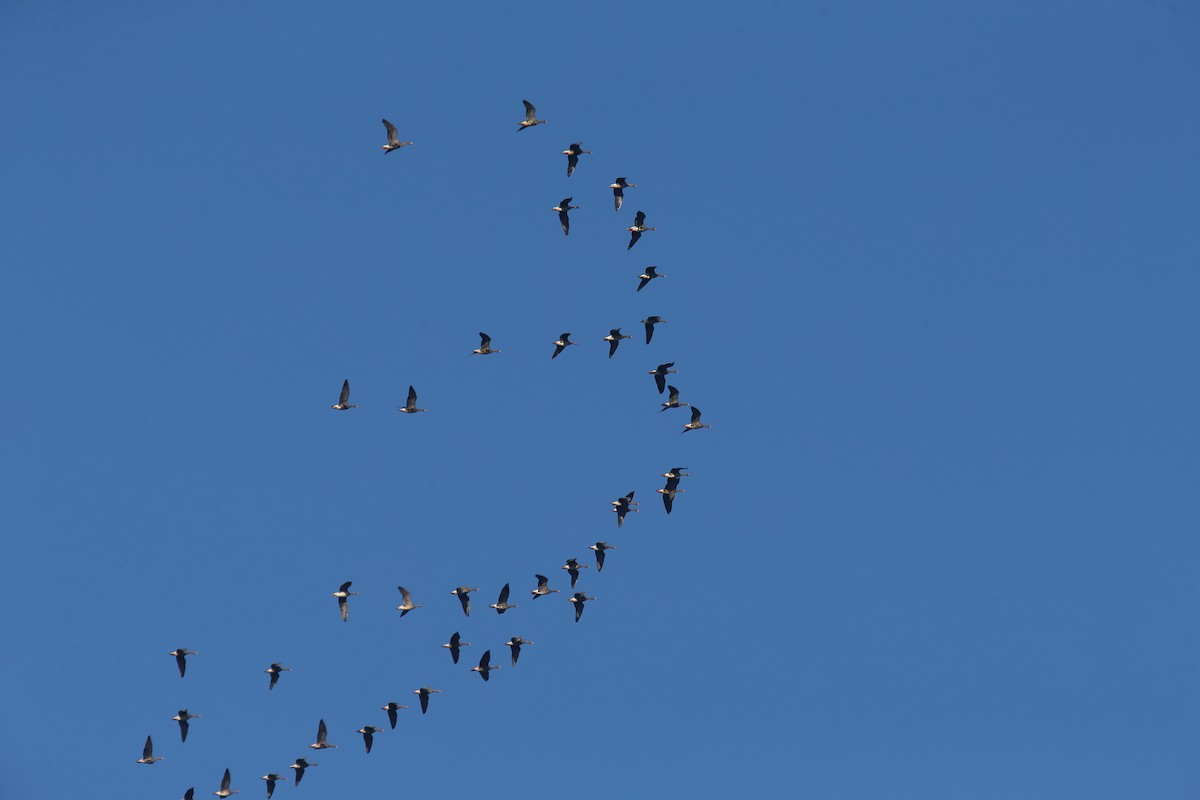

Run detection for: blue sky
[[2, 2, 1198, 798]]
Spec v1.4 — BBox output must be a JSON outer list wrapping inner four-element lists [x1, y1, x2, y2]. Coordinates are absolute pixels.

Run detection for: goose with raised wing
[[331, 380, 356, 410], [489, 583, 518, 614], [380, 118, 412, 153], [562, 557, 589, 588], [395, 586, 422, 617], [551, 332, 577, 359], [442, 631, 470, 664], [611, 492, 639, 527], [212, 768, 238, 798], [530, 574, 559, 599], [331, 581, 357, 622], [517, 99, 546, 131], [472, 650, 499, 681], [472, 332, 501, 355], [309, 719, 337, 750], [682, 406, 712, 433], [604, 328, 631, 358], [627, 210, 656, 249], [397, 385, 425, 414], [136, 735, 163, 764], [659, 385, 688, 412]]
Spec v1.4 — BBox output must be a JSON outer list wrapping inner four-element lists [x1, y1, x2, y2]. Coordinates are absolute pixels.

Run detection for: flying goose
[[442, 631, 470, 664], [610, 177, 636, 211], [288, 759, 314, 787], [265, 663, 291, 690], [169, 648, 197, 678], [627, 210, 656, 249], [553, 198, 578, 236], [309, 719, 337, 750], [562, 557, 589, 588], [381, 701, 407, 729], [331, 379, 356, 410], [472, 650, 499, 681], [331, 581, 357, 622], [604, 328, 632, 358], [530, 574, 559, 599], [637, 266, 663, 291], [397, 385, 425, 413], [569, 591, 596, 623], [451, 586, 478, 617], [589, 541, 616, 572], [173, 709, 200, 742], [213, 768, 238, 798], [649, 362, 678, 394], [413, 687, 441, 714], [260, 774, 287, 799], [395, 586, 422, 617], [517, 99, 546, 131], [185, 789, 195, 800], [563, 143, 591, 176], [489, 583, 518, 614], [472, 332, 501, 355], [136, 735, 163, 764], [641, 316, 667, 344], [659, 385, 689, 412], [505, 636, 533, 666], [551, 332, 577, 359], [657, 475, 685, 514], [380, 118, 412, 153], [611, 492, 639, 527], [682, 406, 712, 433], [357, 726, 382, 754], [662, 466, 690, 480]]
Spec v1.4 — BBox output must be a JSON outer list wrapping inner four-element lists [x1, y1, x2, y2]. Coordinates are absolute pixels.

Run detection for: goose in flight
[[517, 99, 546, 131], [331, 581, 357, 622], [658, 474, 685, 514], [213, 768, 238, 798], [553, 198, 578, 236], [659, 385, 688, 412], [682, 406, 713, 433], [260, 774, 287, 799], [563, 143, 591, 176], [413, 687, 441, 714], [472, 332, 501, 355], [442, 631, 470, 664], [589, 541, 616, 572], [288, 759, 314, 787], [357, 726, 382, 754], [169, 648, 197, 678], [530, 574, 559, 599], [136, 735, 163, 764], [505, 636, 533, 666], [331, 379, 356, 410], [381, 701, 407, 729], [451, 586, 478, 617], [395, 586, 422, 617], [472, 650, 499, 681], [611, 492, 639, 527], [173, 709, 200, 742], [380, 118, 412, 153], [627, 210, 656, 249], [604, 328, 631, 358], [397, 385, 426, 414], [569, 591, 596, 623], [489, 583, 518, 614], [662, 466, 690, 480], [636, 266, 663, 291], [265, 663, 291, 690], [649, 362, 678, 394], [551, 332, 577, 359], [562, 557, 589, 588], [641, 316, 667, 345], [309, 718, 337, 750], [610, 177, 636, 211]]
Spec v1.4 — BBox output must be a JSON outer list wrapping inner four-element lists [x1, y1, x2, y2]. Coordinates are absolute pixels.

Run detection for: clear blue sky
[[2, 2, 1198, 798]]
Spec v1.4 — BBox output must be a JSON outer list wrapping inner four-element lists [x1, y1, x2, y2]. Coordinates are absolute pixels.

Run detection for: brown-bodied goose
[[563, 143, 591, 176], [331, 380, 356, 410], [569, 591, 596, 622], [505, 636, 533, 666], [637, 266, 663, 291], [265, 663, 291, 690], [603, 328, 631, 358], [397, 385, 425, 414], [184, 789, 195, 800], [380, 118, 412, 153], [611, 492, 639, 527], [610, 177, 636, 211], [551, 332, 577, 359], [309, 719, 337, 750], [553, 198, 578, 236], [517, 99, 546, 131], [173, 709, 200, 742], [658, 475, 685, 514], [662, 466, 690, 480], [682, 406, 712, 433], [562, 557, 589, 588], [260, 774, 287, 799], [489, 583, 518, 614], [442, 631, 470, 664], [395, 586, 422, 617], [589, 541, 616, 572], [381, 701, 407, 729], [451, 586, 478, 617], [357, 726, 382, 754], [136, 735, 163, 764], [472, 332, 501, 355], [627, 210, 656, 249], [413, 687, 441, 714], [288, 759, 314, 787], [641, 316, 667, 345], [169, 648, 197, 678], [659, 385, 689, 412], [530, 574, 559, 599], [649, 362, 678, 394], [472, 650, 499, 681], [213, 768, 239, 798], [331, 581, 357, 622]]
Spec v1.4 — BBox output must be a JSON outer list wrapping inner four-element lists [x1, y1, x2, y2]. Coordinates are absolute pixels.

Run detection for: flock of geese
[[137, 99, 711, 798]]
